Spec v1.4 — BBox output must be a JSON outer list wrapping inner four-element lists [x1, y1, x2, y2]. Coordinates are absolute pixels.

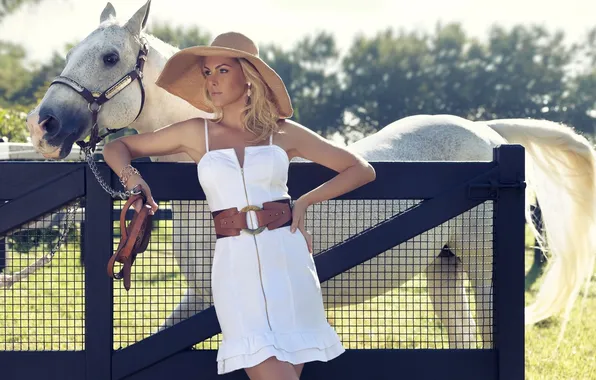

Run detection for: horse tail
[[486, 119, 596, 338]]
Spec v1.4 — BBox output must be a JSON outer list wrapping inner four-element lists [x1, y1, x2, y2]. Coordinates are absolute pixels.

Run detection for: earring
[[247, 82, 252, 97]]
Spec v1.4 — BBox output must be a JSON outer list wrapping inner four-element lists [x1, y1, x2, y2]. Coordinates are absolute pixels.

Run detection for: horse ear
[[124, 0, 151, 36], [100, 2, 116, 24]]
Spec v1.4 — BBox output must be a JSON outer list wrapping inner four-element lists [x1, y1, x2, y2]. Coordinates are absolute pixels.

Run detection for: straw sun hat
[[155, 32, 293, 118]]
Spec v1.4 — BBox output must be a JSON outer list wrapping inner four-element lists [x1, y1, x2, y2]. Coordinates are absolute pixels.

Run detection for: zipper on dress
[[240, 167, 273, 330]]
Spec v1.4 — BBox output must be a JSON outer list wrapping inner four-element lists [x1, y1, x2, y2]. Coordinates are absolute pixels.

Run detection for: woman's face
[[203, 56, 247, 109]]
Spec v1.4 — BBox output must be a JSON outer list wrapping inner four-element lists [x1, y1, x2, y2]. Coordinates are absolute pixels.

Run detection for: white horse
[[26, 0, 596, 347]]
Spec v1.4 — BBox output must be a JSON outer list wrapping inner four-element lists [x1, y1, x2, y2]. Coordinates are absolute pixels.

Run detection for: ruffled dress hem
[[216, 327, 345, 375]]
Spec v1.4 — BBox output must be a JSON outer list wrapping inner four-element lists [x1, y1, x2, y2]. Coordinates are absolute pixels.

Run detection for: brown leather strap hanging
[[107, 189, 153, 291]]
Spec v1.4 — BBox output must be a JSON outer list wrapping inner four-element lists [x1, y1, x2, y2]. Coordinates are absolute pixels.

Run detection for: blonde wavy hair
[[200, 57, 283, 143]]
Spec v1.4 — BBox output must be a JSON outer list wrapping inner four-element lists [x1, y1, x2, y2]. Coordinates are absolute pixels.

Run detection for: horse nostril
[[44, 116, 60, 136]]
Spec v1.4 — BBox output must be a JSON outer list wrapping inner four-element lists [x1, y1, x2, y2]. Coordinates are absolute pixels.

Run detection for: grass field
[[524, 226, 596, 380], [0, 219, 595, 379]]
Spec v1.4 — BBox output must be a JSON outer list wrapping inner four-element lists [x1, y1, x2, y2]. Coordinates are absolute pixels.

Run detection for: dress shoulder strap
[[269, 133, 273, 145], [204, 119, 209, 152]]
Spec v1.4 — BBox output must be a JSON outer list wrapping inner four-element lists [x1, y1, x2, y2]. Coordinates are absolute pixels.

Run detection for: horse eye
[[103, 53, 120, 66]]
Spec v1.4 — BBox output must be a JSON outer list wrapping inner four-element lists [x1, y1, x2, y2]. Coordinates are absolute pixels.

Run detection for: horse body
[[25, 0, 596, 347], [348, 114, 506, 161]]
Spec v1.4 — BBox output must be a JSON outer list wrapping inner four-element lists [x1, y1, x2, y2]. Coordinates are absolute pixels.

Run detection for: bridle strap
[[49, 38, 149, 152]]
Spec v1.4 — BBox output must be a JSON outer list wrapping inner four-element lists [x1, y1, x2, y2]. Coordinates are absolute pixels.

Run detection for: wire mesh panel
[[111, 198, 494, 352], [0, 199, 86, 351], [313, 199, 494, 350], [112, 199, 221, 350]]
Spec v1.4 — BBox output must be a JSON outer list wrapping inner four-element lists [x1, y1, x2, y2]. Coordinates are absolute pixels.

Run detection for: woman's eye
[[219, 69, 228, 74], [204, 70, 211, 76]]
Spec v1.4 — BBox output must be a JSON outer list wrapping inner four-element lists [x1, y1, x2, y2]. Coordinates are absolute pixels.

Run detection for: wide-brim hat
[[155, 32, 293, 118]]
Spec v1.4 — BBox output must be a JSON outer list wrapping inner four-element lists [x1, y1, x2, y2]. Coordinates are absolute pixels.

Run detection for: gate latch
[[468, 177, 526, 200]]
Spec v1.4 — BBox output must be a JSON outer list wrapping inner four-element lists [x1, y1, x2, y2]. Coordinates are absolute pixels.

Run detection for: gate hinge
[[468, 177, 526, 200]]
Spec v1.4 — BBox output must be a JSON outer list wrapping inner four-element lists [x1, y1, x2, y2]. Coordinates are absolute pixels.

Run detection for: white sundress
[[197, 119, 345, 375]]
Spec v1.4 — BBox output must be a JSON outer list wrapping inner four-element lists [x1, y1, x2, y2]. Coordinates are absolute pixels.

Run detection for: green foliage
[[0, 0, 42, 21], [262, 32, 344, 137], [341, 23, 595, 134], [0, 104, 28, 142], [7, 226, 77, 254], [558, 27, 596, 135], [0, 16, 594, 139], [21, 49, 69, 105], [147, 22, 211, 49], [0, 41, 32, 106]]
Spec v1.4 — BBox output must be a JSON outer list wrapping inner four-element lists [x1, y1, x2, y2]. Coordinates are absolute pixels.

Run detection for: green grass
[[0, 243, 86, 351], [524, 290, 596, 380], [524, 230, 596, 379], [0, 221, 595, 379]]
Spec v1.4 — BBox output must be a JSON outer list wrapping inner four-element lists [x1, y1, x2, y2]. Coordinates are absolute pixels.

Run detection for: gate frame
[[0, 145, 525, 380]]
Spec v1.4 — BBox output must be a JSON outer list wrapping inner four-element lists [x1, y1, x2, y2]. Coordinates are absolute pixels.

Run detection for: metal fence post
[[85, 164, 114, 380], [493, 145, 526, 380]]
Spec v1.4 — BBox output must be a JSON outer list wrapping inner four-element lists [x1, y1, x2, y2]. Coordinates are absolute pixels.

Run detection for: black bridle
[[49, 38, 150, 152]]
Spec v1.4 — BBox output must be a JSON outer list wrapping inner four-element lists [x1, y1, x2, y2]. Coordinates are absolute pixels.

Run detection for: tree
[[1, 16, 593, 142], [340, 23, 584, 134], [474, 25, 573, 121], [559, 27, 596, 135], [0, 0, 42, 21], [0, 41, 32, 107], [147, 22, 211, 49], [23, 44, 73, 105], [262, 32, 344, 137], [341, 28, 434, 133], [0, 104, 29, 142]]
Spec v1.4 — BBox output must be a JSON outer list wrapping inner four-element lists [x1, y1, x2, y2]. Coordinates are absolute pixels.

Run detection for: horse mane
[[141, 32, 180, 58]]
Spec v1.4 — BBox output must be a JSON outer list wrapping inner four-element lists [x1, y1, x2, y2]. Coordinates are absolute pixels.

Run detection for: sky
[[0, 0, 593, 65]]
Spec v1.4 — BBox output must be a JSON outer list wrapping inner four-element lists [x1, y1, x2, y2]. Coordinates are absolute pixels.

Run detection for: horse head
[[27, 1, 152, 159]]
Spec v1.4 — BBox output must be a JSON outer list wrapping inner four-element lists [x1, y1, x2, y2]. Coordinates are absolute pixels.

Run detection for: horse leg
[[425, 249, 477, 348], [450, 208, 494, 349], [321, 227, 447, 307], [157, 287, 204, 331], [458, 253, 493, 348]]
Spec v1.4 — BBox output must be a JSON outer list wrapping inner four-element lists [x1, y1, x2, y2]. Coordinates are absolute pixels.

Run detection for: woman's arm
[[103, 117, 203, 174], [282, 120, 376, 249], [102, 117, 204, 212], [283, 119, 376, 208]]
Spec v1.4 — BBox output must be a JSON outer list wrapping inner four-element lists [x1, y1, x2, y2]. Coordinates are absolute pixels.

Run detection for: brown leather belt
[[212, 199, 292, 239]]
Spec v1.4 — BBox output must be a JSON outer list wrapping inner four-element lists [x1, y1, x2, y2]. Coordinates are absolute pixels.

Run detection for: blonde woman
[[103, 32, 376, 380]]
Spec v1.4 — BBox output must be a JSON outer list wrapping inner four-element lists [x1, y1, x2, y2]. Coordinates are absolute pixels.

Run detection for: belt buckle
[[240, 205, 265, 235]]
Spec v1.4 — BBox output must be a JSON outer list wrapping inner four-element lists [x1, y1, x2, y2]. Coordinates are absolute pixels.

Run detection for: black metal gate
[[0, 145, 525, 380]]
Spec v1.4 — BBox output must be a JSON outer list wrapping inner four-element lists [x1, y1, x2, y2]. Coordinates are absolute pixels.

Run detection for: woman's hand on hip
[[290, 198, 313, 254]]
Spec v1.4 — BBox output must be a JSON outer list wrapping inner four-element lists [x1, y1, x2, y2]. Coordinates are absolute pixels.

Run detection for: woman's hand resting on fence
[[125, 175, 158, 215]]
